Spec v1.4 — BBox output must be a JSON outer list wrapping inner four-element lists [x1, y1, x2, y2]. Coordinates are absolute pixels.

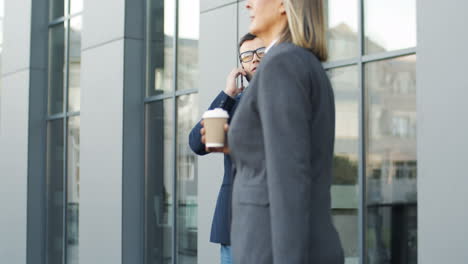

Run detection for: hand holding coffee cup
[[201, 108, 230, 153]]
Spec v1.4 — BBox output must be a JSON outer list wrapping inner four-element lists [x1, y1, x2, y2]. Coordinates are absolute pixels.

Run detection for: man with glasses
[[188, 33, 265, 264]]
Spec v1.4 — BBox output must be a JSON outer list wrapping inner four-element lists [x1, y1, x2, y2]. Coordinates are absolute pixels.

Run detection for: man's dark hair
[[239, 33, 257, 51]]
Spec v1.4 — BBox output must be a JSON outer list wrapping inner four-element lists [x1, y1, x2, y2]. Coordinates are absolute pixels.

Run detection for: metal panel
[[417, 0, 468, 263], [2, 0, 32, 75], [26, 1, 49, 263], [201, 0, 236, 14], [122, 37, 145, 264], [197, 4, 237, 264], [79, 40, 124, 264], [0, 70, 30, 264], [122, 0, 146, 261], [81, 0, 125, 50]]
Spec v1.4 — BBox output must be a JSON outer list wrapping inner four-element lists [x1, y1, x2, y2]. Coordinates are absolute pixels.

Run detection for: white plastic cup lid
[[202, 108, 229, 119]]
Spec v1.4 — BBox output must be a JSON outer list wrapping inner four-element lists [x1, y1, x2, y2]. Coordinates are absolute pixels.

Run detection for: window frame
[[324, 1, 417, 263], [45, 0, 82, 262]]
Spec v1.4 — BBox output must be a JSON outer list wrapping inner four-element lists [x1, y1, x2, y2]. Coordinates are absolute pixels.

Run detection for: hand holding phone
[[240, 74, 244, 89], [225, 67, 247, 97]]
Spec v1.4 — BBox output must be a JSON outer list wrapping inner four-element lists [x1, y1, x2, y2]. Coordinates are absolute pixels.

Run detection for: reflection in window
[[364, 0, 416, 54], [328, 66, 359, 263], [48, 24, 66, 115], [46, 4, 82, 263], [145, 0, 199, 263], [145, 100, 174, 264], [68, 17, 82, 113], [176, 94, 198, 264], [70, 0, 83, 15], [66, 117, 80, 264], [325, 0, 358, 61], [365, 55, 417, 264], [46, 119, 65, 264], [147, 0, 175, 96], [49, 0, 65, 20], [177, 0, 199, 91]]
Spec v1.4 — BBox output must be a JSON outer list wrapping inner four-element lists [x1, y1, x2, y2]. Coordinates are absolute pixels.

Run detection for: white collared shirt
[[265, 38, 279, 54]]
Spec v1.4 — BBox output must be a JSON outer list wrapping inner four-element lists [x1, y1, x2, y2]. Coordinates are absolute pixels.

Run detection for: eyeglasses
[[239, 47, 266, 63]]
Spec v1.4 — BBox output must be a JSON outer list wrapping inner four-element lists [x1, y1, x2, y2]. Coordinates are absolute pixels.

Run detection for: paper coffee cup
[[202, 108, 229, 148]]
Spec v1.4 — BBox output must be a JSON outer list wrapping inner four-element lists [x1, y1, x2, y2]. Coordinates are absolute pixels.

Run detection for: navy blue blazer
[[188, 91, 242, 245]]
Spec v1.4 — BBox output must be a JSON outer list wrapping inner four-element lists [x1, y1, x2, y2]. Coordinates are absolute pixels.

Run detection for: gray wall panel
[[2, 0, 31, 75], [82, 0, 125, 50], [237, 0, 250, 41], [0, 70, 30, 264], [79, 40, 124, 264], [417, 0, 468, 263], [198, 5, 237, 264], [201, 0, 236, 13]]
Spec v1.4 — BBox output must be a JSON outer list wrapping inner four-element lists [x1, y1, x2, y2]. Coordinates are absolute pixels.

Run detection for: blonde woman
[[226, 0, 344, 262]]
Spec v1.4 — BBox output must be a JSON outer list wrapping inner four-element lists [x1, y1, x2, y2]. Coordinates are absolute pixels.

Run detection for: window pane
[[176, 94, 198, 264], [147, 0, 175, 96], [68, 16, 82, 112], [328, 66, 360, 264], [46, 119, 65, 264], [70, 0, 83, 15], [364, 0, 416, 54], [365, 55, 417, 264], [66, 116, 80, 264], [177, 0, 199, 91], [48, 23, 66, 115], [50, 0, 66, 20], [325, 0, 358, 61], [145, 99, 174, 264]]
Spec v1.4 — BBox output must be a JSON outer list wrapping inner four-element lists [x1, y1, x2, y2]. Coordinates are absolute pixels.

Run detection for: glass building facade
[[46, 1, 82, 263], [2, 0, 442, 264], [325, 0, 417, 263], [144, 0, 199, 263]]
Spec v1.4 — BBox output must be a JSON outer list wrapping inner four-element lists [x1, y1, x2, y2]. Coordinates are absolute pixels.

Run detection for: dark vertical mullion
[[45, 22, 50, 264], [143, 1, 151, 263], [144, 0, 151, 100], [62, 1, 71, 261], [358, 0, 366, 264], [172, 0, 180, 263]]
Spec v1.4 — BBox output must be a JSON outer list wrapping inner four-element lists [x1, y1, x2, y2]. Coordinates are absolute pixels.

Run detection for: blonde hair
[[279, 0, 328, 61]]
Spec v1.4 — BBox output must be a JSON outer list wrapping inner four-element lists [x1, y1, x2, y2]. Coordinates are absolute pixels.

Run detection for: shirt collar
[[265, 38, 279, 54]]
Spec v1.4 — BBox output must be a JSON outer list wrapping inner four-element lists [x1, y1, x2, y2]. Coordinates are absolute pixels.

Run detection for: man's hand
[[225, 67, 247, 98], [200, 120, 230, 154]]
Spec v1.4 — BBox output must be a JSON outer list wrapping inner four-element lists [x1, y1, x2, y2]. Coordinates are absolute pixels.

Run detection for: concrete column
[[0, 0, 32, 263], [198, 1, 238, 263], [79, 0, 126, 263], [80, 0, 146, 262], [417, 0, 468, 263]]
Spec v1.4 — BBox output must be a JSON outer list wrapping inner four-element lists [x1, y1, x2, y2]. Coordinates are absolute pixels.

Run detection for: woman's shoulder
[[264, 42, 322, 70]]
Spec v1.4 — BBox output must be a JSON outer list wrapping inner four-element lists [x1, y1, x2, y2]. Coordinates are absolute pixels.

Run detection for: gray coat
[[228, 42, 344, 264]]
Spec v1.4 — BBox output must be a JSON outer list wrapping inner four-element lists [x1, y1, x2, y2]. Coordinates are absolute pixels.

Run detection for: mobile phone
[[240, 74, 244, 88]]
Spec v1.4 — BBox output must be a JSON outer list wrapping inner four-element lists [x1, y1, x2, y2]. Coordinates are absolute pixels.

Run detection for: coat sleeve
[[256, 52, 317, 263], [188, 91, 237, 155]]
